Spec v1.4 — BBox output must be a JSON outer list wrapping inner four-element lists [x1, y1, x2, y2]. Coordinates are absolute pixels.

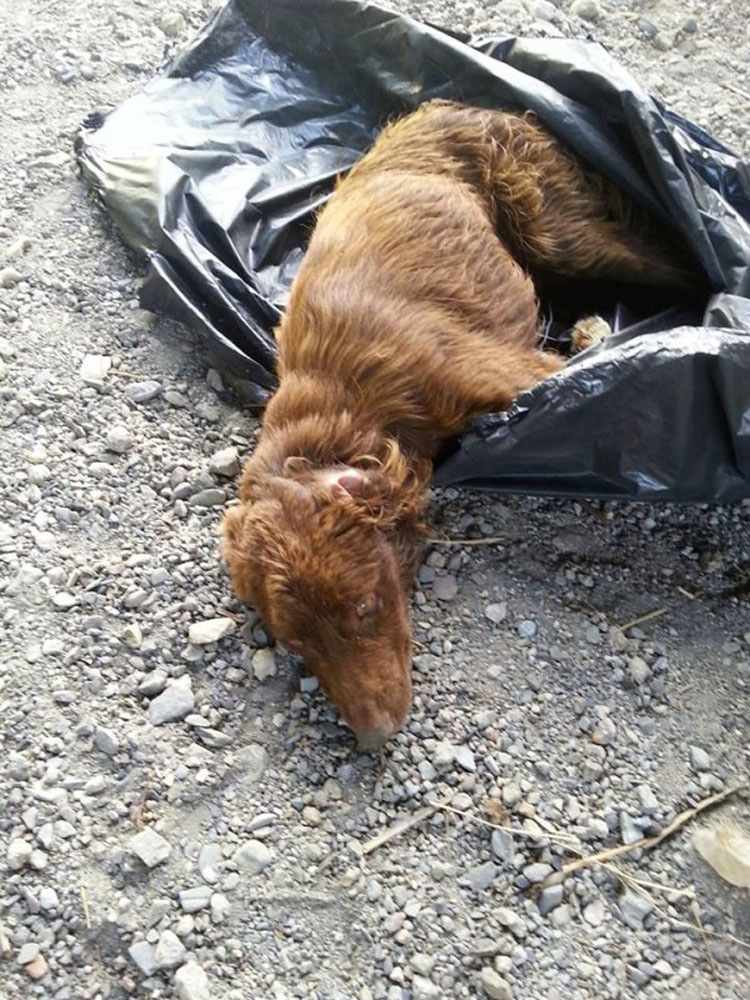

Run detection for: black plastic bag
[[76, 0, 750, 502]]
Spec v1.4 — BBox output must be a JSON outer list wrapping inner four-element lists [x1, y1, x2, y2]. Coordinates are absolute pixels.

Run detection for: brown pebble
[[25, 954, 48, 980]]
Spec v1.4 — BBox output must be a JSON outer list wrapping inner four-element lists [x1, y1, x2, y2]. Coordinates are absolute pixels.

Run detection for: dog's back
[[275, 100, 697, 452]]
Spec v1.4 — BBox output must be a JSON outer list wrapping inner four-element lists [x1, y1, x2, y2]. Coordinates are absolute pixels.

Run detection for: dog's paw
[[570, 315, 612, 355]]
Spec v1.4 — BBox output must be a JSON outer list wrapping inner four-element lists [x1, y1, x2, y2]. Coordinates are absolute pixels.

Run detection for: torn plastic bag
[[75, 0, 750, 502]]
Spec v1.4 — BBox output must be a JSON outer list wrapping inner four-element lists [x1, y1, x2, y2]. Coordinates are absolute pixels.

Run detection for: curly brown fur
[[222, 100, 700, 748]]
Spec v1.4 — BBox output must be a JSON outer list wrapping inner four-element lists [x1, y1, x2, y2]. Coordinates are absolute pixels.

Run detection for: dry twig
[[426, 535, 507, 547], [720, 79, 750, 101], [80, 884, 91, 930], [556, 783, 747, 878], [439, 802, 579, 845], [361, 793, 456, 856], [618, 607, 667, 631], [134, 769, 153, 830]]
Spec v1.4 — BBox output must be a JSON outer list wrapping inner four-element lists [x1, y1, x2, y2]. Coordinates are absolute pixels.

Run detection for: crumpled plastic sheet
[[75, 0, 750, 502]]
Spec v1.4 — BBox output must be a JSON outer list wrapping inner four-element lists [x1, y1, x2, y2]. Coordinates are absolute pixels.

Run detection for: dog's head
[[221, 448, 428, 749]]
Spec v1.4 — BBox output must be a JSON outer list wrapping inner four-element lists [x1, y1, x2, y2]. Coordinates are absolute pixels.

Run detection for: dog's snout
[[355, 719, 397, 752]]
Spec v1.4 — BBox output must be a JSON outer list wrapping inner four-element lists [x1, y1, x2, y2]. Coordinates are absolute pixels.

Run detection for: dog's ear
[[328, 468, 368, 498], [318, 441, 430, 531], [220, 503, 258, 604], [372, 440, 430, 530]]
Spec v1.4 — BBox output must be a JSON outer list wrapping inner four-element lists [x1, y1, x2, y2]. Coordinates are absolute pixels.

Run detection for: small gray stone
[[492, 906, 526, 939], [584, 625, 602, 644], [146, 899, 171, 928], [479, 967, 512, 999], [154, 929, 186, 969], [138, 670, 167, 697], [197, 728, 232, 749], [689, 746, 711, 771], [188, 488, 226, 507], [583, 898, 606, 926], [491, 829, 515, 864], [538, 884, 564, 916], [128, 827, 172, 868], [502, 782, 522, 807], [549, 904, 571, 928], [517, 619, 537, 639], [620, 812, 643, 846], [28, 464, 52, 485], [418, 759, 437, 782], [159, 12, 186, 38], [591, 715, 616, 746], [232, 839, 273, 874], [93, 726, 119, 756], [653, 30, 676, 52], [208, 446, 240, 478], [179, 886, 213, 913], [39, 887, 59, 911], [485, 602, 507, 624], [210, 892, 230, 923], [585, 817, 609, 841], [188, 617, 237, 645], [580, 749, 605, 782], [7, 838, 32, 870], [636, 783, 659, 815], [455, 745, 476, 772], [299, 675, 319, 693], [105, 424, 132, 454], [466, 861, 497, 891], [125, 380, 163, 403], [17, 943, 40, 965], [628, 656, 651, 685], [238, 743, 269, 781], [148, 683, 194, 725], [122, 623, 142, 649], [55, 820, 75, 840], [432, 740, 456, 769], [251, 647, 277, 681], [409, 953, 435, 977], [570, 0, 600, 22], [123, 588, 149, 608], [412, 976, 441, 1000], [432, 575, 458, 601], [175, 962, 211, 1000], [0, 266, 23, 288], [523, 862, 553, 884], [618, 889, 654, 929], [129, 940, 158, 976]]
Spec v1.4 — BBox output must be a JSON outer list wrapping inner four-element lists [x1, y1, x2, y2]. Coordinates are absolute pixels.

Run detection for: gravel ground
[[1, 1, 749, 998]]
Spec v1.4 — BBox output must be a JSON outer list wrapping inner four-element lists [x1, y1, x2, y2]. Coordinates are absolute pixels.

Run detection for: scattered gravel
[[1, 1, 748, 998]]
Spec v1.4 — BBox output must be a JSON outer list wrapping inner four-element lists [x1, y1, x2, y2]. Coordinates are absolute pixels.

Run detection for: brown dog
[[221, 100, 696, 749]]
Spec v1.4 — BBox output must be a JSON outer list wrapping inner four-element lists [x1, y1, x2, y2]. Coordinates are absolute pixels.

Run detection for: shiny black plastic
[[76, 0, 750, 502]]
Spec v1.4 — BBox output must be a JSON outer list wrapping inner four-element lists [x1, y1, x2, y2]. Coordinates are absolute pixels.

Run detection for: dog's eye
[[355, 600, 371, 618]]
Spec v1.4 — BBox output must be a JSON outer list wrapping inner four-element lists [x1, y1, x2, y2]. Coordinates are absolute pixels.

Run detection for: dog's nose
[[356, 720, 396, 752]]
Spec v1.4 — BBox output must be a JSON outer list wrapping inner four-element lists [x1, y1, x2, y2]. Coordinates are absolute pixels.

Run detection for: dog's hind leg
[[484, 112, 703, 292], [453, 343, 566, 418]]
